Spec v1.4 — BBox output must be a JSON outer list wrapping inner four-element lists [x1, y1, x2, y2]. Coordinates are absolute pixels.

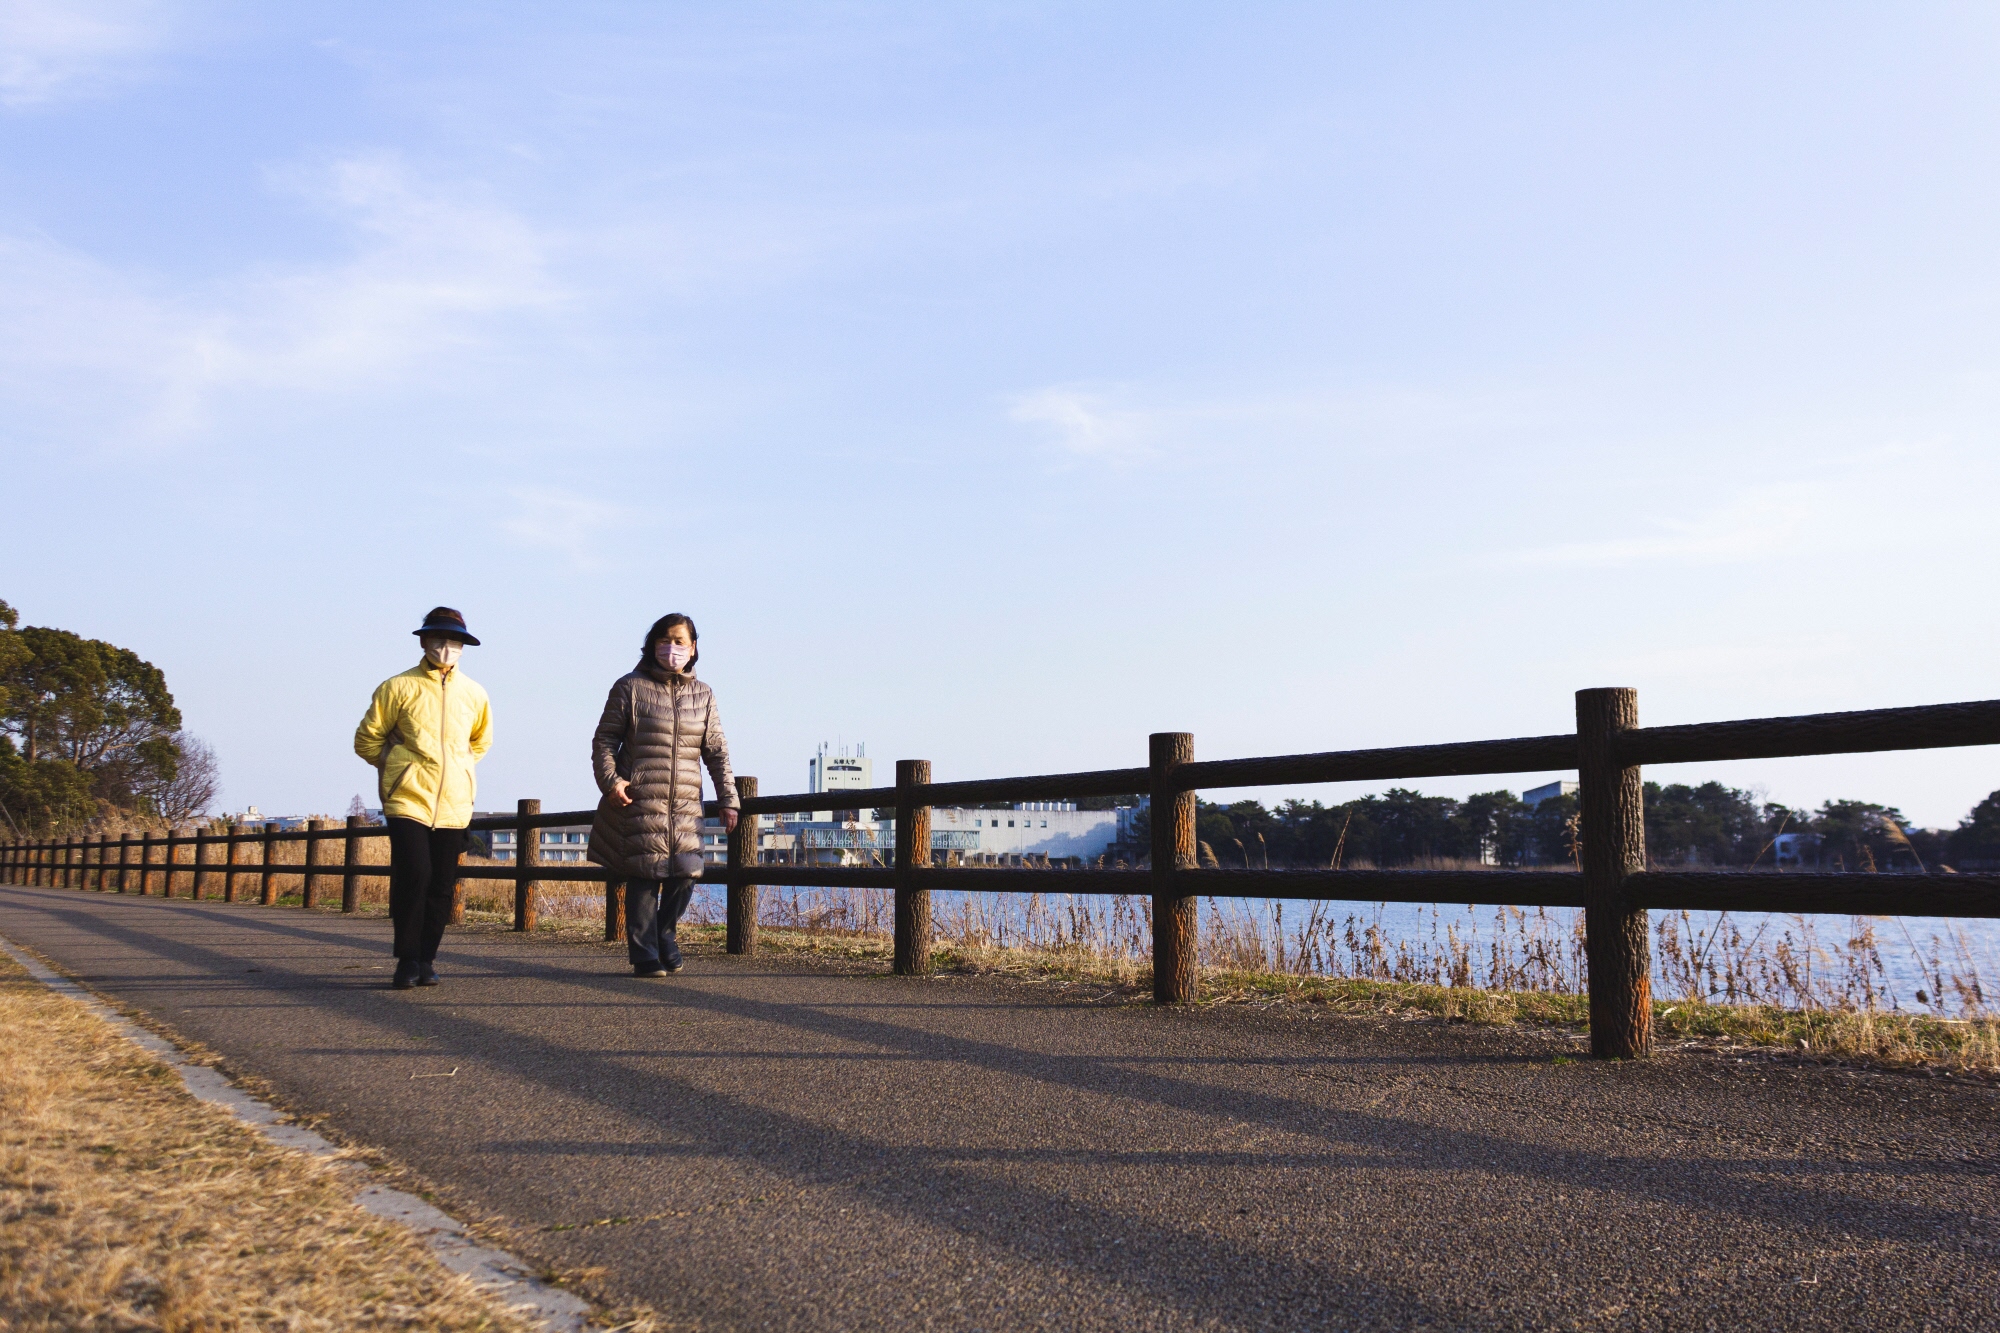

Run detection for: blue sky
[[4, 3, 1998, 827]]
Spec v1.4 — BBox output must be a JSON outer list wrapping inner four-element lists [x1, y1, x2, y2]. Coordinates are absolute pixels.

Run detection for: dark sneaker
[[634, 963, 668, 978], [392, 961, 418, 990], [416, 964, 440, 987]]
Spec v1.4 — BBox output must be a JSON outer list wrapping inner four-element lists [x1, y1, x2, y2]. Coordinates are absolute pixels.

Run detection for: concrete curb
[[0, 931, 595, 1333]]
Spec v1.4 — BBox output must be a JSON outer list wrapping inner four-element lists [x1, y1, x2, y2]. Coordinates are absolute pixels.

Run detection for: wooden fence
[[5, 689, 1999, 1058]]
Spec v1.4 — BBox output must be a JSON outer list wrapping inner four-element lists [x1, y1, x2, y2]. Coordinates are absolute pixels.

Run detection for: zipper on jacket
[[666, 676, 679, 820], [433, 665, 451, 830]]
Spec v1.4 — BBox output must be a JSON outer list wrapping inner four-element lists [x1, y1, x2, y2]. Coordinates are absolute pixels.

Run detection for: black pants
[[626, 877, 696, 966], [387, 818, 464, 961]]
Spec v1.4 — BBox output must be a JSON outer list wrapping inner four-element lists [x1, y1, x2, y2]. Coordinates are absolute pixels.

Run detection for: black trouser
[[626, 877, 696, 966], [387, 818, 464, 961]]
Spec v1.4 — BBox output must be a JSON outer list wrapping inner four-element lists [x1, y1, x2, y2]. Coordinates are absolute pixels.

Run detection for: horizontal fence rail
[[6, 690, 1998, 1060]]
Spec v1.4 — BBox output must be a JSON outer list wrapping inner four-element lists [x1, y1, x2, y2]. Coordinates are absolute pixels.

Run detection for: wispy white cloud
[[498, 487, 630, 569], [0, 0, 177, 107], [0, 152, 566, 443], [1007, 386, 1153, 462], [1500, 488, 1818, 569]]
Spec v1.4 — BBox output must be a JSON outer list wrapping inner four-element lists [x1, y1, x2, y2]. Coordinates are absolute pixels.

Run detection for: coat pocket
[[381, 748, 417, 803]]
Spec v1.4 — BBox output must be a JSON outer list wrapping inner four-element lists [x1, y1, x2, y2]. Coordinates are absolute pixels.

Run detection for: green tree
[[1456, 790, 1528, 865], [1521, 790, 1580, 867], [1643, 781, 1764, 866], [1949, 791, 2000, 867], [0, 605, 191, 827], [0, 736, 96, 837], [1812, 799, 1916, 872]]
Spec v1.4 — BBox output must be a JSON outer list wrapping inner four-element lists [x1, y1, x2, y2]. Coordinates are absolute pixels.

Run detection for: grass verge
[[661, 922, 2000, 1073], [0, 953, 539, 1332]]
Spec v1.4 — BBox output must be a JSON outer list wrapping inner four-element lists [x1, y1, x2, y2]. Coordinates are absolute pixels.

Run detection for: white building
[[485, 824, 593, 863], [925, 802, 1123, 865], [1523, 780, 1578, 808], [809, 743, 872, 799]]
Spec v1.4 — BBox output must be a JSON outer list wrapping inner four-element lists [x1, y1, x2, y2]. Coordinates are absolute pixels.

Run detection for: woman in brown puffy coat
[[588, 613, 738, 975]]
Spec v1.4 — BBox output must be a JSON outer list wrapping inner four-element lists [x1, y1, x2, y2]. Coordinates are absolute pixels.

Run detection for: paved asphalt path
[[1, 883, 1995, 1331]]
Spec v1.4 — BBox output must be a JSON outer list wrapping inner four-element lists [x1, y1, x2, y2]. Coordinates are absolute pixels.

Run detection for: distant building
[[810, 743, 872, 793], [481, 820, 593, 863], [1772, 832, 1822, 869], [1523, 780, 1578, 808]]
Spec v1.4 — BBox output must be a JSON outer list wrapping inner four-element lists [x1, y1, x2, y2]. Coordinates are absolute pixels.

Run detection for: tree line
[[0, 598, 218, 837], [1130, 780, 2000, 872]]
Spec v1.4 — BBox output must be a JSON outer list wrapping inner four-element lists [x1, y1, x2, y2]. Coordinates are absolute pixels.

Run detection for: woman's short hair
[[643, 614, 699, 669]]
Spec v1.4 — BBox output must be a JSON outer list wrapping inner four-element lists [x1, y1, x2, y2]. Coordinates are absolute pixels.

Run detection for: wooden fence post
[[116, 833, 131, 893], [260, 822, 279, 905], [70, 838, 82, 889], [894, 762, 932, 975], [138, 831, 155, 895], [515, 799, 539, 932], [302, 819, 325, 909], [1578, 687, 1651, 1059], [91, 834, 105, 890], [1150, 732, 1199, 1004], [222, 823, 241, 902], [194, 825, 212, 900], [727, 776, 759, 955], [61, 838, 75, 888], [342, 815, 363, 913], [162, 828, 180, 897]]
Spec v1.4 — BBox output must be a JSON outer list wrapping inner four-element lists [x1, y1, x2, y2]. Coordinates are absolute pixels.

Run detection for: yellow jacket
[[353, 661, 493, 828]]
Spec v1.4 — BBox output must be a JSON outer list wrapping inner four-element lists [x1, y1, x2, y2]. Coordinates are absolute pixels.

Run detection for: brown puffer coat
[[587, 660, 737, 880]]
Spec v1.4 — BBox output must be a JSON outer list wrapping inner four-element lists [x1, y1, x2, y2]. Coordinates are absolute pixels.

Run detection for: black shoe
[[634, 963, 668, 978], [416, 963, 440, 987], [663, 954, 684, 973], [392, 961, 418, 990]]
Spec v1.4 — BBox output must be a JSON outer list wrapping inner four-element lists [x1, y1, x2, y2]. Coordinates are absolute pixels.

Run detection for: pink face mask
[[655, 641, 693, 670]]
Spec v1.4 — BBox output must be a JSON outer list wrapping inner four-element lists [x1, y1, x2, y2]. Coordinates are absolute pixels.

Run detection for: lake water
[[650, 881, 2000, 1017]]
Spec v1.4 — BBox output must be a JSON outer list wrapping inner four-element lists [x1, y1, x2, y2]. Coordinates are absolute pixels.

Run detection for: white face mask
[[655, 640, 693, 671], [422, 637, 462, 670]]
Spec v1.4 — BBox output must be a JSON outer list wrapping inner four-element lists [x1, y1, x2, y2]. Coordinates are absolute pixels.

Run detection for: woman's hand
[[609, 778, 633, 807], [722, 808, 739, 832]]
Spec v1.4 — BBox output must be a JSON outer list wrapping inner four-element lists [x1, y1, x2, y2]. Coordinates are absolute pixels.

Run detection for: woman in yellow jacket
[[354, 607, 493, 989]]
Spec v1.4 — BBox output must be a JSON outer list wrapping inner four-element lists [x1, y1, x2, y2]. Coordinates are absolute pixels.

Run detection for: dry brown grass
[[662, 921, 2000, 1074], [0, 954, 541, 1332]]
